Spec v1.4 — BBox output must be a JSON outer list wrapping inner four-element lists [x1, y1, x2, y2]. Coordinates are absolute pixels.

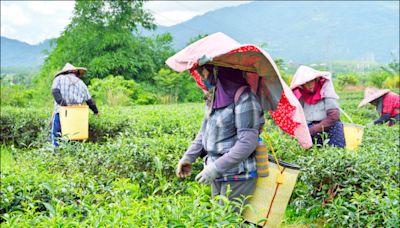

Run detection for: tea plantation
[[1, 91, 399, 227]]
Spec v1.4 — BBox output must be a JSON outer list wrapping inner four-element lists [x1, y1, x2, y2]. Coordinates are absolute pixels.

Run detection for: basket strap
[[262, 167, 286, 227], [339, 107, 353, 123], [234, 85, 249, 104], [262, 129, 282, 173]]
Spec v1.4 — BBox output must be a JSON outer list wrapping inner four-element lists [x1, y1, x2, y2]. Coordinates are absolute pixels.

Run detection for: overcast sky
[[1, 1, 251, 45]]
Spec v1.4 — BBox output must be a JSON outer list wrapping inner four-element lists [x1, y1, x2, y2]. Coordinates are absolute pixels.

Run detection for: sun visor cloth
[[166, 32, 312, 149]]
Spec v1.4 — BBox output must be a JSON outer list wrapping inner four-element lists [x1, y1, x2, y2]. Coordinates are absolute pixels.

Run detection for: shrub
[[336, 73, 359, 87], [89, 75, 137, 106], [154, 68, 204, 103], [134, 90, 157, 105], [0, 106, 50, 148], [365, 71, 392, 88], [0, 86, 37, 107], [383, 75, 400, 89]]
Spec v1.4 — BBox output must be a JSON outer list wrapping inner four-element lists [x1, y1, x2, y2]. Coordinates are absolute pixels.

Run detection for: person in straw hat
[[50, 63, 99, 146], [358, 87, 399, 126], [290, 65, 346, 148]]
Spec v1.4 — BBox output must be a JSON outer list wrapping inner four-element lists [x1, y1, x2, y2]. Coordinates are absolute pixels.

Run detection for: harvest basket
[[244, 155, 300, 227], [59, 105, 89, 140], [343, 123, 364, 150]]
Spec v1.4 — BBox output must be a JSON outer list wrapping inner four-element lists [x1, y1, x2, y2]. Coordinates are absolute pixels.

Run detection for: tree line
[[1, 0, 398, 107]]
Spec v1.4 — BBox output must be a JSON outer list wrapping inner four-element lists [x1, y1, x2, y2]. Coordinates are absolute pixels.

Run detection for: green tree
[[186, 34, 208, 46], [34, 0, 175, 102], [366, 71, 391, 88], [68, 1, 154, 31], [39, 0, 155, 81], [89, 75, 136, 106], [154, 68, 181, 103], [147, 33, 175, 74], [179, 71, 204, 102], [154, 68, 204, 103], [88, 75, 157, 106]]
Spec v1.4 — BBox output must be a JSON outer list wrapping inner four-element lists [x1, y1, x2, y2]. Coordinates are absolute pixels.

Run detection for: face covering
[[212, 66, 249, 109], [203, 78, 214, 90], [299, 78, 325, 105]]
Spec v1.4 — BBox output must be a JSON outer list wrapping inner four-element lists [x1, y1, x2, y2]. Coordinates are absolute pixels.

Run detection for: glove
[[195, 163, 219, 184], [176, 158, 192, 178]]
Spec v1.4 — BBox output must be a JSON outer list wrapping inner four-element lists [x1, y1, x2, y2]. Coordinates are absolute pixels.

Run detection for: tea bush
[[1, 146, 244, 226], [1, 91, 399, 226], [0, 86, 37, 108], [0, 106, 50, 148], [1, 103, 203, 146], [273, 125, 399, 226]]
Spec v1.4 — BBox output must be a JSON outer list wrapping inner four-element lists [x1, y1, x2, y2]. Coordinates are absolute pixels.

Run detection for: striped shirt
[[52, 73, 91, 113]]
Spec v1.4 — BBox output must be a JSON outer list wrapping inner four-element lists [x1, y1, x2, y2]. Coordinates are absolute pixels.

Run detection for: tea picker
[[290, 66, 346, 148], [50, 63, 99, 146], [167, 32, 312, 227], [358, 87, 400, 126]]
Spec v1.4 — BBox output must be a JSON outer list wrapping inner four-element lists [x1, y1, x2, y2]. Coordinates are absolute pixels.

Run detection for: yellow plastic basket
[[59, 105, 89, 140], [343, 123, 364, 150], [244, 155, 300, 228]]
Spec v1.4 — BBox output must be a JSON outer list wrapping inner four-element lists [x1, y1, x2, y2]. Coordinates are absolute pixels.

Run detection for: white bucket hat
[[358, 87, 390, 108], [54, 63, 87, 77]]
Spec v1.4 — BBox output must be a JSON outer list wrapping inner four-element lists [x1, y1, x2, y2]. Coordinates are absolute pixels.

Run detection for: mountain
[[1, 1, 398, 70], [142, 1, 399, 63], [1, 36, 52, 70]]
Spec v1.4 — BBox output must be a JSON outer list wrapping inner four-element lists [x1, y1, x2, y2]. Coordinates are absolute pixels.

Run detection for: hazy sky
[[1, 1, 251, 45]]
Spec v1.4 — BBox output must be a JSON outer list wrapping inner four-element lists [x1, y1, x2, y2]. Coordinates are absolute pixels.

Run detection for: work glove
[[176, 158, 192, 178], [195, 163, 219, 185]]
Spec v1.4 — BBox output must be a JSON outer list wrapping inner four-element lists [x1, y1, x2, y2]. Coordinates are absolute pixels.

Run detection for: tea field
[[1, 91, 399, 227]]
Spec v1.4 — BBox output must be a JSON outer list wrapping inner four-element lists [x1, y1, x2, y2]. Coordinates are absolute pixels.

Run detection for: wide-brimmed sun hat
[[358, 87, 390, 108], [54, 63, 87, 77]]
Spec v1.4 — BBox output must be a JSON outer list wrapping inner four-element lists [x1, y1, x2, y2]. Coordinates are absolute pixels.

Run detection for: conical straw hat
[[54, 63, 87, 77], [358, 87, 390, 108]]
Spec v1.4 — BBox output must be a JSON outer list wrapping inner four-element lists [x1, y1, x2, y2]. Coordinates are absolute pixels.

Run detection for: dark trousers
[[389, 113, 400, 126], [309, 120, 346, 148], [50, 113, 61, 146], [211, 178, 257, 213]]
